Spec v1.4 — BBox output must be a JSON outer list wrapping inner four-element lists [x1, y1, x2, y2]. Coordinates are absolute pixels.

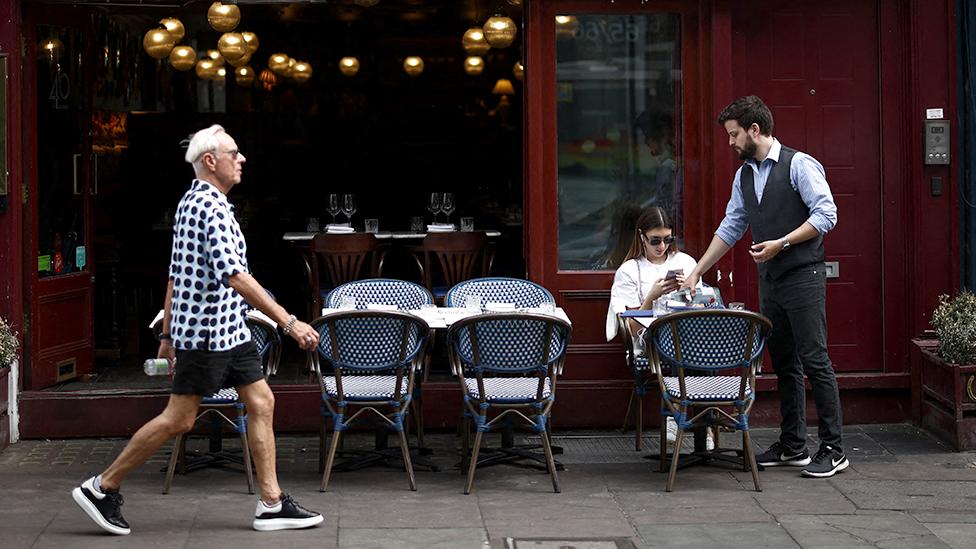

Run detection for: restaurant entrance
[[23, 6, 96, 390]]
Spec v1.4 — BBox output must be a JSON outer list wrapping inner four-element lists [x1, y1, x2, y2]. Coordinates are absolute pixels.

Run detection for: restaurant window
[[555, 13, 682, 271]]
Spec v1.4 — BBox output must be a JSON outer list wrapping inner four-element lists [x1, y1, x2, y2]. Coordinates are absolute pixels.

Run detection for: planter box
[[913, 339, 976, 450]]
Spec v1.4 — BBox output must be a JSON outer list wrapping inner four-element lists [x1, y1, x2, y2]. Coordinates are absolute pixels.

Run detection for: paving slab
[[777, 510, 952, 549]]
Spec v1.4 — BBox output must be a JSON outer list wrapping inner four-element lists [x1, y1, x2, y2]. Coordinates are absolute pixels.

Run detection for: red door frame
[[22, 5, 96, 390]]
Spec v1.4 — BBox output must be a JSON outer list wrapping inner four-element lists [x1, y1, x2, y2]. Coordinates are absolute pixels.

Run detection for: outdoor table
[[283, 230, 502, 242]]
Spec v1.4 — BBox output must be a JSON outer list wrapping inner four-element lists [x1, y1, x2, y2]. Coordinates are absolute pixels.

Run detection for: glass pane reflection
[[556, 13, 681, 270]]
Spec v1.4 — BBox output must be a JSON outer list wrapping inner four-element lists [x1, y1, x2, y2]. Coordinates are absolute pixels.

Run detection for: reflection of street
[[557, 172, 676, 270]]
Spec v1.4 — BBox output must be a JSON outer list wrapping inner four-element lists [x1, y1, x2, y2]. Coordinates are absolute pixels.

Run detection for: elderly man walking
[[72, 125, 323, 535]]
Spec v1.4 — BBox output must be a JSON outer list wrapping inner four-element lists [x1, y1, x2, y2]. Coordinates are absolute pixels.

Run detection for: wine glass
[[428, 192, 442, 223], [327, 193, 341, 225], [441, 193, 456, 224], [342, 194, 357, 225]]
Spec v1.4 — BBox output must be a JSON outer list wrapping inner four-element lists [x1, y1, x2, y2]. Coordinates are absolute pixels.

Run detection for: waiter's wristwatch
[[780, 237, 791, 251]]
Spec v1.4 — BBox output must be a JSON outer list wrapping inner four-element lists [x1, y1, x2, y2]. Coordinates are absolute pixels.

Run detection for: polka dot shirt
[[168, 179, 252, 351]]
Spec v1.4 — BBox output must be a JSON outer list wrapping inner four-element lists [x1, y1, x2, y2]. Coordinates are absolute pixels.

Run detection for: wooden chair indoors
[[303, 233, 385, 320], [409, 232, 494, 303]]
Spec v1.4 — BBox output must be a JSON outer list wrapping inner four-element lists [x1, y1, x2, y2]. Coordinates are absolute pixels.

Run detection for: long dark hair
[[622, 206, 679, 263]]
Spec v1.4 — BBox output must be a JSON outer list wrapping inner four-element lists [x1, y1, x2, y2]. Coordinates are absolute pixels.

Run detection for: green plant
[[931, 291, 976, 364], [0, 316, 18, 366]]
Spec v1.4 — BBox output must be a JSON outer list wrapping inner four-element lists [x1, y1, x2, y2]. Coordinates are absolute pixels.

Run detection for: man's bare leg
[[72, 393, 202, 535], [237, 379, 281, 503], [99, 393, 203, 490]]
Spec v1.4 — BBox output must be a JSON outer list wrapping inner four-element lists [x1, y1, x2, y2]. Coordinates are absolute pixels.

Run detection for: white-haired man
[[72, 125, 323, 535]]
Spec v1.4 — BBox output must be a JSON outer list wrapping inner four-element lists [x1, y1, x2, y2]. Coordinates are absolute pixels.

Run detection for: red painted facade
[[0, 0, 962, 440]]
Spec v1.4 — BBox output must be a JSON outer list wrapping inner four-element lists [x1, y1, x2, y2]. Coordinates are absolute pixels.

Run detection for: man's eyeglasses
[[643, 235, 675, 246]]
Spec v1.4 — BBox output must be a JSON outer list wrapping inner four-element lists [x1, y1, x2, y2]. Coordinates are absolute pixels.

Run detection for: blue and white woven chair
[[312, 310, 430, 491], [644, 309, 772, 492], [323, 279, 436, 459], [445, 277, 554, 309], [156, 311, 281, 495], [448, 312, 572, 494]]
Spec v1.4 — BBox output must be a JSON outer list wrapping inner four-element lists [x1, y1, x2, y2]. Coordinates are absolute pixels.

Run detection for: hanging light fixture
[[259, 68, 278, 91], [282, 58, 297, 78], [143, 26, 175, 59], [195, 58, 218, 79], [339, 56, 360, 76], [208, 2, 241, 32], [215, 67, 227, 81], [483, 13, 517, 48], [241, 32, 260, 55], [217, 32, 248, 63], [169, 45, 196, 71], [555, 15, 579, 39], [462, 28, 491, 55], [292, 61, 312, 83], [513, 60, 524, 81], [206, 49, 225, 66], [235, 65, 255, 86], [268, 53, 290, 74], [506, 0, 522, 6], [159, 18, 185, 43], [227, 51, 252, 68], [403, 56, 424, 77], [353, 0, 380, 6], [464, 56, 484, 76]]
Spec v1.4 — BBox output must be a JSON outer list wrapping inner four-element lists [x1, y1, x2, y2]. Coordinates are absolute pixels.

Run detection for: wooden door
[[526, 1, 704, 381], [24, 8, 95, 389], [731, 0, 883, 372]]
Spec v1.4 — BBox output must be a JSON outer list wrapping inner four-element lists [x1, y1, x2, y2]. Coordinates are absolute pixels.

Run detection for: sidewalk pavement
[[1, 424, 975, 548]]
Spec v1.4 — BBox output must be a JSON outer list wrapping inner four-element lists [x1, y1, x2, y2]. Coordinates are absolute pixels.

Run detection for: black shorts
[[172, 340, 264, 396]]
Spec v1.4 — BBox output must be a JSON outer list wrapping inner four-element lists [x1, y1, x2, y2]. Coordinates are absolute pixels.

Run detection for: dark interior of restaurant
[[47, 0, 526, 388]]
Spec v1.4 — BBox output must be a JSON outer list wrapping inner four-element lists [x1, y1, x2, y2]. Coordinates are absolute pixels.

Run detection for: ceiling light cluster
[[143, 2, 311, 88]]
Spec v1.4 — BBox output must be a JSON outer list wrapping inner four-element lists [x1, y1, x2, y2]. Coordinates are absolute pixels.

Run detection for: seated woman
[[604, 206, 711, 447]]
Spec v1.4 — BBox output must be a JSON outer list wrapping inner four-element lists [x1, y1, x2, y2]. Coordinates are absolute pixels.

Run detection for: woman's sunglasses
[[642, 235, 675, 246]]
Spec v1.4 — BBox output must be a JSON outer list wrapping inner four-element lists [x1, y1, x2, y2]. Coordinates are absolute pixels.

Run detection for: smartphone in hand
[[665, 269, 683, 280]]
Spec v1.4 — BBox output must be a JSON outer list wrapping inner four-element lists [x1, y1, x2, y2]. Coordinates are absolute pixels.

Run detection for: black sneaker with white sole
[[756, 441, 812, 467], [71, 476, 131, 535], [252, 493, 324, 532], [801, 444, 849, 478]]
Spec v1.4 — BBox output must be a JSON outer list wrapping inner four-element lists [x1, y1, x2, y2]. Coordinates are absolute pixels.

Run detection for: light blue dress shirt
[[715, 139, 838, 247]]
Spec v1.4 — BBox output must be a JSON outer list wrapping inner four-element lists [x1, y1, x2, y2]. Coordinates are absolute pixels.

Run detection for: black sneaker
[[802, 444, 849, 478], [252, 493, 324, 531], [756, 441, 812, 467], [71, 476, 131, 535]]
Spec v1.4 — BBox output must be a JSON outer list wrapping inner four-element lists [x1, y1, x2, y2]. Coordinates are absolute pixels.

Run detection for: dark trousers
[[759, 263, 843, 453]]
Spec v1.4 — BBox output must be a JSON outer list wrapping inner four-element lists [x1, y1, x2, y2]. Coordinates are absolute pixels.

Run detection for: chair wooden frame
[[645, 309, 772, 492], [448, 312, 572, 494], [311, 310, 429, 492], [617, 314, 658, 451], [408, 232, 495, 300], [303, 233, 386, 320]]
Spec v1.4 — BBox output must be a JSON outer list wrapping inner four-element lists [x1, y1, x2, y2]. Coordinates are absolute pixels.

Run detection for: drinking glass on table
[[327, 194, 341, 224], [410, 216, 424, 233], [338, 295, 357, 311], [428, 193, 442, 223], [464, 293, 482, 311], [460, 217, 474, 232], [441, 193, 456, 224], [539, 301, 556, 314], [364, 218, 379, 233], [306, 216, 320, 232], [342, 194, 357, 224]]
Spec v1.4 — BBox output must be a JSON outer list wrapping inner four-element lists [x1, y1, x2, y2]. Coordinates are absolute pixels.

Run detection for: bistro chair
[[644, 309, 772, 492], [323, 279, 437, 465], [409, 232, 494, 302], [445, 277, 554, 309], [617, 314, 660, 451], [448, 312, 572, 494], [303, 233, 386, 319], [152, 310, 282, 495], [311, 310, 430, 491]]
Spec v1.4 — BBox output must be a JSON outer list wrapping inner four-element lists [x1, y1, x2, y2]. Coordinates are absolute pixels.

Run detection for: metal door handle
[[72, 153, 81, 195], [825, 261, 839, 279]]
